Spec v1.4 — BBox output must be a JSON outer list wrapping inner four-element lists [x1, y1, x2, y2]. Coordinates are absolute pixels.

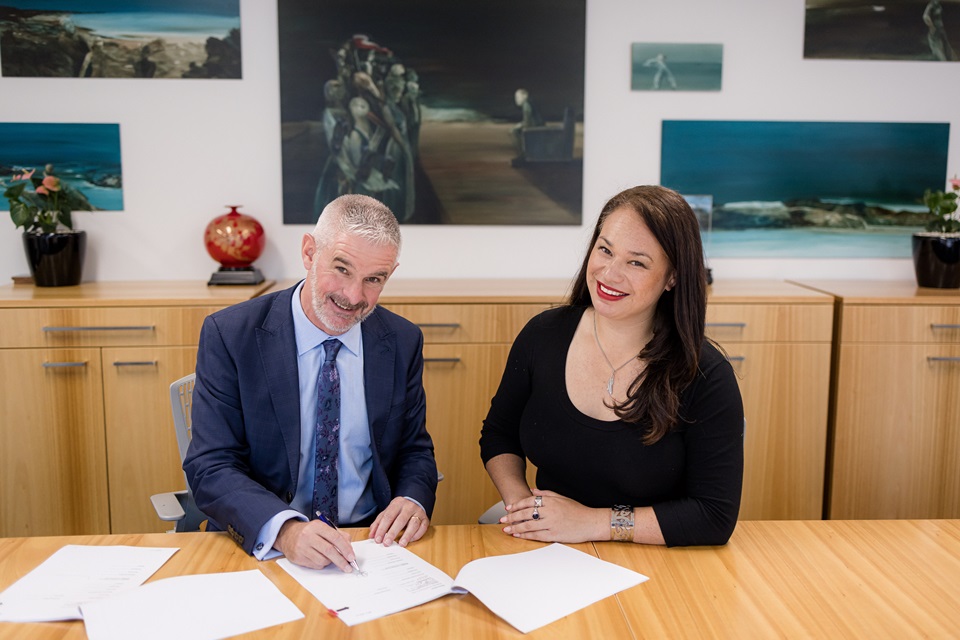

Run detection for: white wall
[[1, 0, 957, 284]]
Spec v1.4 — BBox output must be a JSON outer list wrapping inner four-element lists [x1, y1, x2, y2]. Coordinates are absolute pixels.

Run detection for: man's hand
[[275, 519, 356, 571], [369, 497, 429, 547]]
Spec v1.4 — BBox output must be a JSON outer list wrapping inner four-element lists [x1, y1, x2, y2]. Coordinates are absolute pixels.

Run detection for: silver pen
[[317, 511, 366, 576]]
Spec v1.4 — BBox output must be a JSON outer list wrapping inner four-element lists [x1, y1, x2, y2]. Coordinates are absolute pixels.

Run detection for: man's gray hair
[[313, 194, 402, 255]]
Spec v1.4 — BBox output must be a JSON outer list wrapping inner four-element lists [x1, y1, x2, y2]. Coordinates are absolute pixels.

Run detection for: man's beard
[[310, 268, 374, 334]]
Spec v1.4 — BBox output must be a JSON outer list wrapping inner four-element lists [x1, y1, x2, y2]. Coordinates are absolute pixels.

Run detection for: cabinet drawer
[[383, 303, 551, 344], [840, 305, 960, 344], [0, 306, 221, 348], [705, 304, 833, 343]]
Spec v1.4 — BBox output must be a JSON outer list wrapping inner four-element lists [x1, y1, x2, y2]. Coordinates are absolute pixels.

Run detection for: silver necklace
[[592, 312, 637, 396]]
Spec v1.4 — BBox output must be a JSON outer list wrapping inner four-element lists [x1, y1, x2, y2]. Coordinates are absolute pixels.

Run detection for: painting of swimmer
[[631, 43, 723, 92], [805, 0, 959, 61], [0, 0, 241, 78], [277, 0, 586, 225]]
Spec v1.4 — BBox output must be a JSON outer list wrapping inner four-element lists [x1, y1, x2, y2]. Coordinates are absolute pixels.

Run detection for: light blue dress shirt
[[253, 281, 375, 558]]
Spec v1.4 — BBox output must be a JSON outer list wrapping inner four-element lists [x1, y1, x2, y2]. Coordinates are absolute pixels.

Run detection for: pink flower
[[36, 185, 49, 195], [41, 175, 61, 191], [949, 175, 960, 192], [12, 168, 35, 181]]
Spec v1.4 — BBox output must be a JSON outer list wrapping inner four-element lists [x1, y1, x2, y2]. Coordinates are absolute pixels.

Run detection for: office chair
[[479, 501, 507, 525], [150, 373, 207, 532]]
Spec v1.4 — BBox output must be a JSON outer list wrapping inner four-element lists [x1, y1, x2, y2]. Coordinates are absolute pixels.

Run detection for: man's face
[[300, 231, 398, 335]]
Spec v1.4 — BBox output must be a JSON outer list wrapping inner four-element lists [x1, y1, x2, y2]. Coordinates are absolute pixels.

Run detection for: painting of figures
[[631, 43, 723, 92], [0, 1, 241, 78], [278, 0, 586, 225], [660, 120, 950, 258], [0, 123, 124, 211], [805, 0, 960, 61]]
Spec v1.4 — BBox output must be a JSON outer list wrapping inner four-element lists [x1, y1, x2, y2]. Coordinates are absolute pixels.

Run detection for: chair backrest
[[169, 373, 206, 532], [170, 373, 196, 463]]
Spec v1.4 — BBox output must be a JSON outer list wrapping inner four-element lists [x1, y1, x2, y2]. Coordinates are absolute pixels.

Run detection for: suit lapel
[[361, 308, 395, 450], [256, 284, 302, 486]]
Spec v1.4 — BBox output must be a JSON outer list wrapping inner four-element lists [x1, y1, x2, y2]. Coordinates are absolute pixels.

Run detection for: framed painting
[[0, 0, 241, 78], [804, 0, 960, 61], [661, 120, 950, 258], [0, 122, 124, 212], [277, 0, 586, 225], [631, 43, 723, 92]]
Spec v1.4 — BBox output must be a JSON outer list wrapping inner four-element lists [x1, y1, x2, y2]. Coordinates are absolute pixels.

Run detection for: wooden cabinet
[[705, 282, 834, 520], [0, 281, 271, 536], [380, 279, 833, 524], [381, 279, 565, 525], [795, 280, 960, 519]]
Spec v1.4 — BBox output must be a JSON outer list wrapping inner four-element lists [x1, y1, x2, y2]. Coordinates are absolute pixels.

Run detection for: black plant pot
[[912, 233, 960, 289], [22, 230, 87, 287]]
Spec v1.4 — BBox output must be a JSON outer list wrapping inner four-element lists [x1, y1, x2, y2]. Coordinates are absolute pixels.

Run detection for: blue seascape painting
[[661, 120, 951, 258], [0, 0, 241, 78], [0, 123, 124, 211]]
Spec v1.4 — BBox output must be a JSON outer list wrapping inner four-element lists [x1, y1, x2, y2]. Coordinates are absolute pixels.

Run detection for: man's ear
[[301, 233, 316, 270]]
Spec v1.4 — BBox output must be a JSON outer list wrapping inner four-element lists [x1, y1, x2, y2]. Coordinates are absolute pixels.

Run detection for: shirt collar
[[291, 280, 362, 357]]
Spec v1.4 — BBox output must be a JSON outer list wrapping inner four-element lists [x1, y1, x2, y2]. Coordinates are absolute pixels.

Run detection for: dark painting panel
[[0, 0, 241, 78], [804, 0, 960, 61], [278, 0, 586, 225], [1, 122, 124, 211]]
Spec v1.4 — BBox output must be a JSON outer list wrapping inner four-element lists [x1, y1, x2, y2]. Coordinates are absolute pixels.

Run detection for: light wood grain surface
[[3, 521, 959, 639]]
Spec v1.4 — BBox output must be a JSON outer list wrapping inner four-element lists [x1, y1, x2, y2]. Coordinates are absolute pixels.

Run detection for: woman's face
[[587, 206, 676, 325]]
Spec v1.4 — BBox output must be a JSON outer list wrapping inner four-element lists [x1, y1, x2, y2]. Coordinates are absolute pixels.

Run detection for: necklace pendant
[[607, 375, 615, 396]]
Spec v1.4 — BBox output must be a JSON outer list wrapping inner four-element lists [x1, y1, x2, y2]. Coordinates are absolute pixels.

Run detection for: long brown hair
[[568, 185, 707, 444]]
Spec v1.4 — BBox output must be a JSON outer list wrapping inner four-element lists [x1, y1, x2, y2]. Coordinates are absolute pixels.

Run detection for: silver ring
[[532, 506, 540, 520], [534, 495, 543, 508]]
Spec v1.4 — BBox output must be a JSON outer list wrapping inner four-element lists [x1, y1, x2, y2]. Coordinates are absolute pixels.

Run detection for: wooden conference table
[[1, 520, 959, 639]]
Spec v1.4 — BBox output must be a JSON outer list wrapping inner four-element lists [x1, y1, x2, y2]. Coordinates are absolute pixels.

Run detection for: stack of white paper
[[280, 540, 648, 633]]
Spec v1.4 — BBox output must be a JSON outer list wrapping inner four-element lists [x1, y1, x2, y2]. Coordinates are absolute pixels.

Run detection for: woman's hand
[[500, 489, 608, 543]]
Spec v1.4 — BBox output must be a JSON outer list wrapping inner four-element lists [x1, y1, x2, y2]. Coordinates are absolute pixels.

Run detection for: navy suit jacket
[[183, 283, 438, 554]]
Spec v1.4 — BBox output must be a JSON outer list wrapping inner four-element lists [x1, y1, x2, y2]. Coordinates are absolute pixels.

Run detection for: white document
[[0, 545, 177, 623], [80, 569, 304, 640], [279, 539, 648, 633]]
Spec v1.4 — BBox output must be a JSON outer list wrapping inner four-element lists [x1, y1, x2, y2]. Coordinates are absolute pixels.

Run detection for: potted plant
[[912, 176, 960, 289], [4, 164, 93, 286]]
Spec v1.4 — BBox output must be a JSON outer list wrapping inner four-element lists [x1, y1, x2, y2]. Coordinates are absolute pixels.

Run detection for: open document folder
[[279, 539, 648, 633]]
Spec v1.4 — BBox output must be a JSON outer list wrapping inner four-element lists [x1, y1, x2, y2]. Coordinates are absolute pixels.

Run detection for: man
[[184, 194, 437, 571]]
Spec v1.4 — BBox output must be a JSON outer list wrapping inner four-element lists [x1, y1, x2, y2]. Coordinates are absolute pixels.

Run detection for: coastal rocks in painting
[[0, 5, 241, 79], [713, 199, 930, 230]]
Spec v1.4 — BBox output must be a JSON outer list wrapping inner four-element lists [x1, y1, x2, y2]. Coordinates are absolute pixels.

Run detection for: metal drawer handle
[[930, 324, 960, 330], [43, 325, 156, 332], [725, 356, 746, 363], [927, 356, 960, 362], [424, 357, 462, 363], [417, 323, 461, 329], [706, 322, 747, 329], [113, 361, 158, 367], [42, 362, 87, 368]]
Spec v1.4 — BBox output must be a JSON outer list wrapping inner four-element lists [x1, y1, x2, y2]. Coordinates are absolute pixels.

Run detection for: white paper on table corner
[[451, 543, 649, 634], [80, 569, 303, 640], [0, 545, 178, 623]]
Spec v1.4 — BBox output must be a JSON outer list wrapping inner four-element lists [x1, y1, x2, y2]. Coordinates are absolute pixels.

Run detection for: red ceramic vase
[[204, 206, 265, 268]]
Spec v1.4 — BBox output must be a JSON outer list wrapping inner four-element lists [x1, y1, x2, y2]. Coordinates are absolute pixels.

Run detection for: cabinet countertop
[[0, 280, 275, 308], [267, 278, 833, 305], [791, 279, 960, 305]]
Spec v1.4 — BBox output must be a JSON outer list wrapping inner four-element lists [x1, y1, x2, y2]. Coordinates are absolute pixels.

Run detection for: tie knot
[[322, 338, 342, 363]]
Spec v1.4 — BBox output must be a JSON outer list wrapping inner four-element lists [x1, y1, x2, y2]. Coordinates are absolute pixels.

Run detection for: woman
[[480, 185, 743, 546]]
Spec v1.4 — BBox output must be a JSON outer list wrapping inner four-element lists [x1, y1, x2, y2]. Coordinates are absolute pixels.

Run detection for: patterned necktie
[[312, 338, 342, 524]]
